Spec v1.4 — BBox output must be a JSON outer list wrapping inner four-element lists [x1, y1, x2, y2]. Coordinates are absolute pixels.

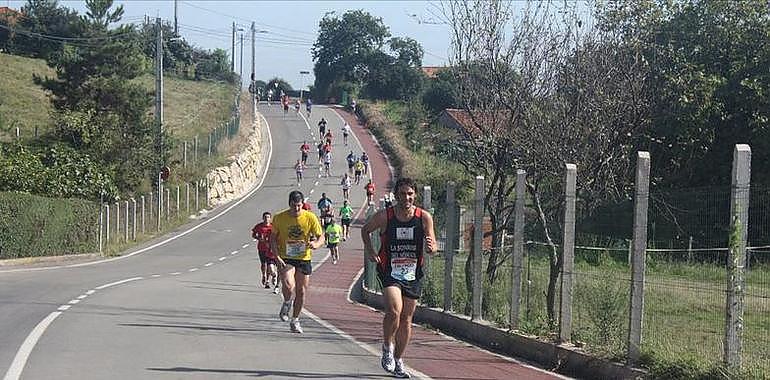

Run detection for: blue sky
[[7, 0, 452, 89]]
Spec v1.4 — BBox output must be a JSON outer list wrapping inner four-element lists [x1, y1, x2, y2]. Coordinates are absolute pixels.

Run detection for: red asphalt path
[[304, 107, 562, 380]]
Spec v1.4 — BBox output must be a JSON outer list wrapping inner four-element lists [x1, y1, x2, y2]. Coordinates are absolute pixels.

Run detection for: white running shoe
[[393, 358, 411, 378], [290, 319, 303, 333], [381, 344, 395, 373], [279, 301, 291, 321], [273, 285, 280, 294]]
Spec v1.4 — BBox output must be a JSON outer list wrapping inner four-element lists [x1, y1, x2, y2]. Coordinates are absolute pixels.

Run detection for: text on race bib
[[286, 241, 306, 258], [391, 257, 417, 281], [396, 227, 415, 240]]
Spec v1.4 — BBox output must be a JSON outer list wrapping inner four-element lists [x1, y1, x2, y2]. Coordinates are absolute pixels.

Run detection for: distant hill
[[0, 52, 235, 143]]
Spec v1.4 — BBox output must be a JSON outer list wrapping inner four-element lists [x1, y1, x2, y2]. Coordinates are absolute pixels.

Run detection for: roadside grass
[[371, 99, 770, 379], [0, 53, 235, 145], [0, 52, 55, 141]]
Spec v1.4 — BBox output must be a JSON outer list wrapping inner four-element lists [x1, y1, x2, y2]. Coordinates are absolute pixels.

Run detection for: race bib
[[396, 227, 414, 240], [391, 257, 417, 281], [286, 241, 306, 258]]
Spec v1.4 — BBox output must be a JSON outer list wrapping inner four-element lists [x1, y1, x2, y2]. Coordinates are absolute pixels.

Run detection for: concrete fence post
[[195, 181, 200, 211], [194, 135, 198, 165], [157, 180, 163, 232], [186, 183, 190, 215], [114, 202, 120, 243], [423, 186, 432, 281], [166, 188, 171, 222], [444, 181, 457, 312], [472, 175, 485, 321], [105, 204, 110, 242], [628, 152, 651, 364], [15, 127, 20, 139], [559, 164, 577, 343], [148, 192, 153, 221], [510, 169, 526, 330], [725, 144, 751, 369], [176, 186, 180, 220], [183, 141, 188, 168], [98, 204, 104, 255], [124, 200, 129, 242], [458, 207, 467, 252], [140, 195, 146, 234], [131, 198, 137, 241], [205, 177, 210, 207]]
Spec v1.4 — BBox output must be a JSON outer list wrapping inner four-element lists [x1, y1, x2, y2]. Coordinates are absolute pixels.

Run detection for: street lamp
[[299, 70, 310, 100]]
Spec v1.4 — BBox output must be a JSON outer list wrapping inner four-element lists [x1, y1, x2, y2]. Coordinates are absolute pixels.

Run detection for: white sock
[[291, 317, 299, 323]]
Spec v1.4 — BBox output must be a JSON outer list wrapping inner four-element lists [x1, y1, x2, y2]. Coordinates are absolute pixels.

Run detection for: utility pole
[[251, 21, 256, 121], [239, 34, 244, 82], [155, 17, 164, 232], [231, 22, 236, 72], [174, 0, 178, 35]]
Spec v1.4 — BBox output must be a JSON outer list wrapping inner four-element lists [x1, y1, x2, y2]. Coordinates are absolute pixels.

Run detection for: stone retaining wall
[[205, 113, 267, 207]]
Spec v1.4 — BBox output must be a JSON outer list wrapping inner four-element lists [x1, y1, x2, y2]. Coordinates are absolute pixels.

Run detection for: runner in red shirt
[[365, 179, 376, 205], [299, 141, 310, 165], [252, 212, 279, 293]]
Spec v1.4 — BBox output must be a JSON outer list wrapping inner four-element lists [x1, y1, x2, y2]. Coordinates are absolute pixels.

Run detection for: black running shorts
[[284, 258, 312, 275]]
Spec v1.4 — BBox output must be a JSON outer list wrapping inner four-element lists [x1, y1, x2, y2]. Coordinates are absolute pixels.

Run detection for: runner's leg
[[292, 270, 310, 318], [382, 286, 403, 349], [394, 296, 417, 359]]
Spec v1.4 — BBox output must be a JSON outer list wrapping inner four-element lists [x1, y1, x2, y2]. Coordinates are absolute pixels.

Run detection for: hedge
[[0, 191, 99, 259]]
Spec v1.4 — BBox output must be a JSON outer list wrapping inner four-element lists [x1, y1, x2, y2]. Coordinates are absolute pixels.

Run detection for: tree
[[5, 0, 82, 59], [442, 0, 650, 323], [596, 1, 770, 190], [36, 0, 156, 191], [312, 10, 391, 101]]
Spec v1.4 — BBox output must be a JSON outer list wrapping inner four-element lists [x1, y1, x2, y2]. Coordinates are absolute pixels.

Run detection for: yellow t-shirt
[[272, 209, 323, 261]]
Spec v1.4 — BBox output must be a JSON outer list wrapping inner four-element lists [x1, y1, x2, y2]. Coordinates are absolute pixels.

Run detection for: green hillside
[[0, 52, 56, 140], [0, 52, 235, 143]]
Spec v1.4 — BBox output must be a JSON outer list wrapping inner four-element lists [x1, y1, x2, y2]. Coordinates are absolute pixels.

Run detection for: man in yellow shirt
[[270, 190, 325, 333]]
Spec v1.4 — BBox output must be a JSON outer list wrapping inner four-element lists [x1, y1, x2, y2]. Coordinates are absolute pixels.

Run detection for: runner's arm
[[422, 210, 438, 254], [361, 210, 387, 263], [270, 229, 285, 267]]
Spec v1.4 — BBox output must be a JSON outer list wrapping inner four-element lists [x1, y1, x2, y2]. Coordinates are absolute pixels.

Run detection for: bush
[[0, 192, 99, 259], [0, 143, 117, 201]]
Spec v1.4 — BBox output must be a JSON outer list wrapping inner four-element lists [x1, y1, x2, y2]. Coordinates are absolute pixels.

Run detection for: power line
[[177, 1, 317, 38], [0, 23, 136, 43]]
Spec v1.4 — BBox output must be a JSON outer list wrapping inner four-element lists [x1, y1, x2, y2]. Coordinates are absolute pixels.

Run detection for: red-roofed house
[[0, 7, 23, 25], [421, 66, 446, 79]]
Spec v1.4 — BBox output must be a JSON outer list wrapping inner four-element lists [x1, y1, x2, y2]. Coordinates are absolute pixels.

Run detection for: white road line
[[77, 295, 87, 300], [241, 243, 249, 248], [169, 272, 181, 276], [2, 311, 63, 380], [300, 256, 431, 380], [67, 299, 80, 305], [204, 262, 213, 267], [314, 180, 320, 185], [57, 305, 70, 311], [218, 257, 227, 261], [151, 274, 161, 278], [86, 290, 95, 295], [230, 250, 239, 255], [188, 268, 199, 272], [94, 277, 143, 290], [0, 111, 275, 275], [309, 189, 315, 195]]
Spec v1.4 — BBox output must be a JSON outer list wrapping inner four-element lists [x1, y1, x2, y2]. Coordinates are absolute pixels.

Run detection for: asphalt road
[[0, 104, 382, 379]]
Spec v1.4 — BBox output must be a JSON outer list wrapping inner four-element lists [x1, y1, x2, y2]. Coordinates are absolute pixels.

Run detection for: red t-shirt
[[251, 222, 273, 253], [300, 143, 310, 153], [365, 183, 376, 195], [302, 202, 312, 211]]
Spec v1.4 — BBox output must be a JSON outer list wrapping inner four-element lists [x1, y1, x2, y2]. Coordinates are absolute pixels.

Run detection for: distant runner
[[339, 200, 353, 241], [325, 218, 343, 264]]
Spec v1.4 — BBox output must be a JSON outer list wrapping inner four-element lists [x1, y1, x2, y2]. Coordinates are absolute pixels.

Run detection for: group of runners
[[252, 102, 436, 378], [252, 177, 436, 378], [279, 94, 312, 118]]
